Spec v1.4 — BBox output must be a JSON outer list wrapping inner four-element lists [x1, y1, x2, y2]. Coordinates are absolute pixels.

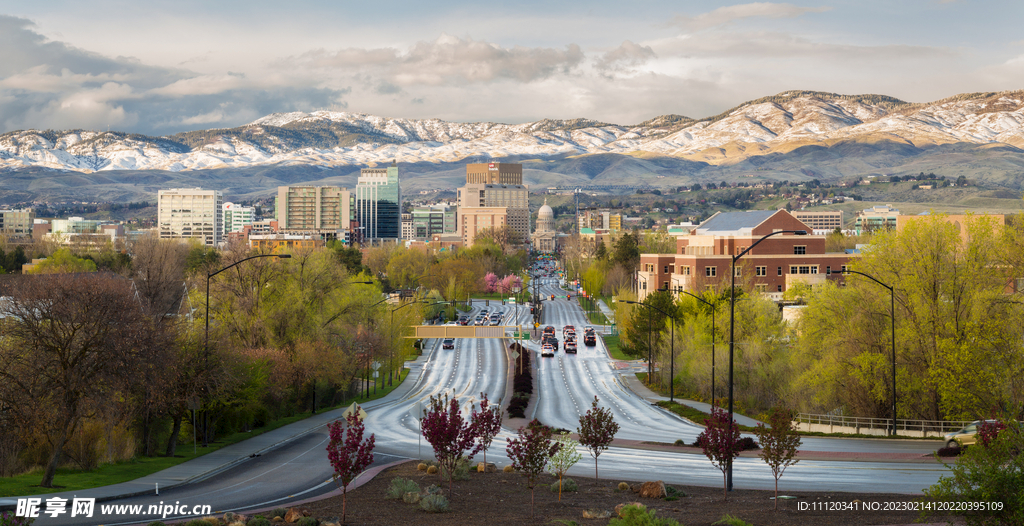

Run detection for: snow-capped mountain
[[3, 90, 1024, 176]]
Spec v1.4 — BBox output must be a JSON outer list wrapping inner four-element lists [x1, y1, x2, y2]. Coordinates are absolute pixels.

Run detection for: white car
[[541, 343, 555, 357]]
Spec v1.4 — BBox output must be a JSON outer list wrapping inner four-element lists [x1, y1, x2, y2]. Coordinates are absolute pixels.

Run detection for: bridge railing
[[793, 413, 973, 438]]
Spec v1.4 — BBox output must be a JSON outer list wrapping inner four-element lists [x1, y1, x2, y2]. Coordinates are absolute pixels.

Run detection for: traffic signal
[[486, 299, 489, 306]]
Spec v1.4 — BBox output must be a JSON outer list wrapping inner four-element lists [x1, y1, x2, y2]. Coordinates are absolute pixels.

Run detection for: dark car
[[543, 325, 556, 337], [442, 338, 455, 349], [584, 332, 597, 346]]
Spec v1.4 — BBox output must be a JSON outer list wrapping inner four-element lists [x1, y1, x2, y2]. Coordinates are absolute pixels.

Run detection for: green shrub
[[386, 477, 421, 499], [246, 517, 271, 526], [441, 456, 470, 481], [550, 477, 579, 493], [924, 419, 1024, 526], [296, 517, 318, 526], [270, 508, 287, 520], [419, 493, 450, 513], [617, 482, 630, 491], [712, 515, 752, 526], [665, 485, 685, 497], [424, 484, 443, 495], [609, 504, 681, 526], [673, 439, 686, 446]]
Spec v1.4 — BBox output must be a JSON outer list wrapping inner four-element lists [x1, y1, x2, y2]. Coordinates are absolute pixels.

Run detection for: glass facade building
[[356, 161, 402, 240]]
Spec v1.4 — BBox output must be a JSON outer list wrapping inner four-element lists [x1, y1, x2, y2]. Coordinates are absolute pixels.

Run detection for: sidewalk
[[0, 351, 434, 510]]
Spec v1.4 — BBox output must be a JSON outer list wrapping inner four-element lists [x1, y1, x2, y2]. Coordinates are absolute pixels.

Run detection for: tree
[[611, 232, 640, 270], [421, 394, 482, 496], [385, 247, 432, 290], [577, 396, 619, 479], [326, 412, 375, 525], [752, 407, 802, 509], [547, 432, 582, 501], [701, 406, 741, 500], [25, 248, 97, 274], [0, 273, 159, 487], [506, 419, 560, 519], [470, 393, 502, 467], [924, 417, 1024, 526]]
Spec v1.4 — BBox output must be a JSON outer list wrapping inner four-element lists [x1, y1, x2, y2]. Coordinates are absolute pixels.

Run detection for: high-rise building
[[0, 209, 35, 239], [457, 162, 530, 247], [275, 186, 354, 242], [223, 202, 255, 235], [409, 204, 456, 240], [356, 161, 402, 241], [158, 188, 223, 246]]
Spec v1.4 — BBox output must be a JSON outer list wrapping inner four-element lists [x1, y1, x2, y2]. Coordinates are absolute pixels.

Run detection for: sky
[[2, 0, 1023, 136]]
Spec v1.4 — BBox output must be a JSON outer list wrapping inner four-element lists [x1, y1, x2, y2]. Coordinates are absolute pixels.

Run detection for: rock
[[503, 465, 515, 473], [284, 508, 302, 523], [615, 502, 645, 518], [477, 462, 497, 472], [582, 509, 612, 519], [639, 481, 667, 499], [402, 491, 421, 504], [630, 483, 642, 493]]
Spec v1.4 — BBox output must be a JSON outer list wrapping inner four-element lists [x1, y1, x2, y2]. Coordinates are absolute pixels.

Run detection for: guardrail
[[794, 413, 973, 438]]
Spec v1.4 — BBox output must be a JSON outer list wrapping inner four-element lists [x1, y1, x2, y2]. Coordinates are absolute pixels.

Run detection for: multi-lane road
[[27, 266, 953, 524]]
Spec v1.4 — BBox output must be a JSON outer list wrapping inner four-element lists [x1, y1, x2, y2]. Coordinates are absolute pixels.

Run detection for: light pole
[[366, 296, 392, 396], [830, 268, 897, 436], [205, 253, 292, 445], [390, 299, 428, 386], [727, 229, 805, 490], [623, 299, 677, 400], [666, 287, 718, 404]]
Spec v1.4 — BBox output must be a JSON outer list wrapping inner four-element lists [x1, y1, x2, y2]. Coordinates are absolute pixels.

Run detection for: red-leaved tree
[[470, 392, 503, 467], [421, 394, 483, 496], [577, 396, 619, 479], [326, 412, 375, 525], [752, 406, 802, 509], [506, 419, 560, 519], [701, 406, 741, 500]]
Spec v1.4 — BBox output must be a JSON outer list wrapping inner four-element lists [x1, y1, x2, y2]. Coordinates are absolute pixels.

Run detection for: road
[[22, 269, 952, 525]]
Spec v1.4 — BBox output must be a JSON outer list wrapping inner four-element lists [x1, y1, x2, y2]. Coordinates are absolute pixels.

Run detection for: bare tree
[[0, 273, 159, 487]]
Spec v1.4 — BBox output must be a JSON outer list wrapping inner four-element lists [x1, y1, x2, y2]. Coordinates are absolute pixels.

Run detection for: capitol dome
[[538, 202, 554, 220]]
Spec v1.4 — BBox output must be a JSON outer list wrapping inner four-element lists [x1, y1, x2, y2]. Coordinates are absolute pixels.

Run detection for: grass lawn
[[0, 368, 410, 497], [601, 333, 634, 361]]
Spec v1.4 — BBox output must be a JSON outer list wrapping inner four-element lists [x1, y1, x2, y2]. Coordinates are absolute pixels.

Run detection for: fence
[[794, 413, 973, 438]]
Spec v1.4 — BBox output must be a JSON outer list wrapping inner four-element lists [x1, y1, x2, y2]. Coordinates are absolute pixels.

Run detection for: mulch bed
[[302, 460, 967, 525]]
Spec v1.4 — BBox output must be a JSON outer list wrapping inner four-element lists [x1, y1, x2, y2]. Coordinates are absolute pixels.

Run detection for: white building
[[223, 202, 255, 235], [158, 188, 223, 246]]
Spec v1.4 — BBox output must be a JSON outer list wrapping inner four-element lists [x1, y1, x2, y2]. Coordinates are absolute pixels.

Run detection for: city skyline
[[2, 1, 1023, 136]]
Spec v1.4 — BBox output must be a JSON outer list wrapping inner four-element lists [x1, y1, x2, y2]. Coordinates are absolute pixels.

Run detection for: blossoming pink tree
[[421, 393, 483, 496], [326, 412, 375, 524], [470, 392, 502, 467]]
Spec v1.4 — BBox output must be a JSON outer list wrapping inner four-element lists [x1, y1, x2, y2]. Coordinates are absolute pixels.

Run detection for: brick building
[[637, 210, 855, 301]]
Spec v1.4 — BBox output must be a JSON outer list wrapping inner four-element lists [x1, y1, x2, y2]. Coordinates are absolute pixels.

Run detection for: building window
[[663, 281, 669, 291], [777, 285, 783, 292], [641, 281, 647, 290], [680, 266, 691, 275], [794, 245, 806, 255], [706, 266, 717, 277], [777, 266, 783, 276], [669, 264, 675, 274], [810, 266, 818, 274], [841, 265, 849, 273], [826, 265, 831, 275], [756, 266, 767, 277], [755, 284, 767, 293], [734, 266, 742, 277]]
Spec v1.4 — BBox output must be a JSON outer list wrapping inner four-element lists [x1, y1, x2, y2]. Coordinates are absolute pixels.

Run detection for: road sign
[[511, 350, 520, 359], [342, 402, 368, 422]]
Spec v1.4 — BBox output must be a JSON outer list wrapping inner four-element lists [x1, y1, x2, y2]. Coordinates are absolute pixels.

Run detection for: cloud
[[595, 41, 656, 73], [654, 31, 951, 62], [291, 34, 585, 86], [672, 3, 831, 31], [0, 15, 349, 135]]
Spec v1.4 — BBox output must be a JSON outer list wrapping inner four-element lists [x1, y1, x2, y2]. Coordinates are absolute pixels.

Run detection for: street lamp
[[623, 299, 677, 401], [829, 268, 897, 436], [205, 252, 292, 445], [389, 299, 429, 386], [727, 229, 806, 490], [665, 287, 718, 404]]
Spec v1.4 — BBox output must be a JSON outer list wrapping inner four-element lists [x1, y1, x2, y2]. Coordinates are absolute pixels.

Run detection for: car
[[563, 325, 576, 337], [442, 338, 455, 349], [543, 326, 555, 337], [458, 316, 470, 326], [584, 332, 597, 346], [541, 343, 555, 357], [584, 326, 595, 334], [543, 336, 558, 348], [944, 420, 999, 449], [564, 339, 577, 354]]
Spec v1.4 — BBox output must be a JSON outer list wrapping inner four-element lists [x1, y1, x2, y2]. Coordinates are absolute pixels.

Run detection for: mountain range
[[3, 90, 1024, 204]]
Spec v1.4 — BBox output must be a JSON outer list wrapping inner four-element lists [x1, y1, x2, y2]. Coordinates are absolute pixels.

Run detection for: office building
[[457, 162, 530, 247], [356, 161, 402, 241], [0, 209, 34, 239], [276, 186, 355, 242], [409, 204, 456, 240], [158, 188, 223, 246], [792, 210, 844, 235], [223, 203, 255, 235]]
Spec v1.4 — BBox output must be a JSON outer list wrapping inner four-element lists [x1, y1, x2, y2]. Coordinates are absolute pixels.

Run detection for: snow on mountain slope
[[3, 90, 1024, 173]]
